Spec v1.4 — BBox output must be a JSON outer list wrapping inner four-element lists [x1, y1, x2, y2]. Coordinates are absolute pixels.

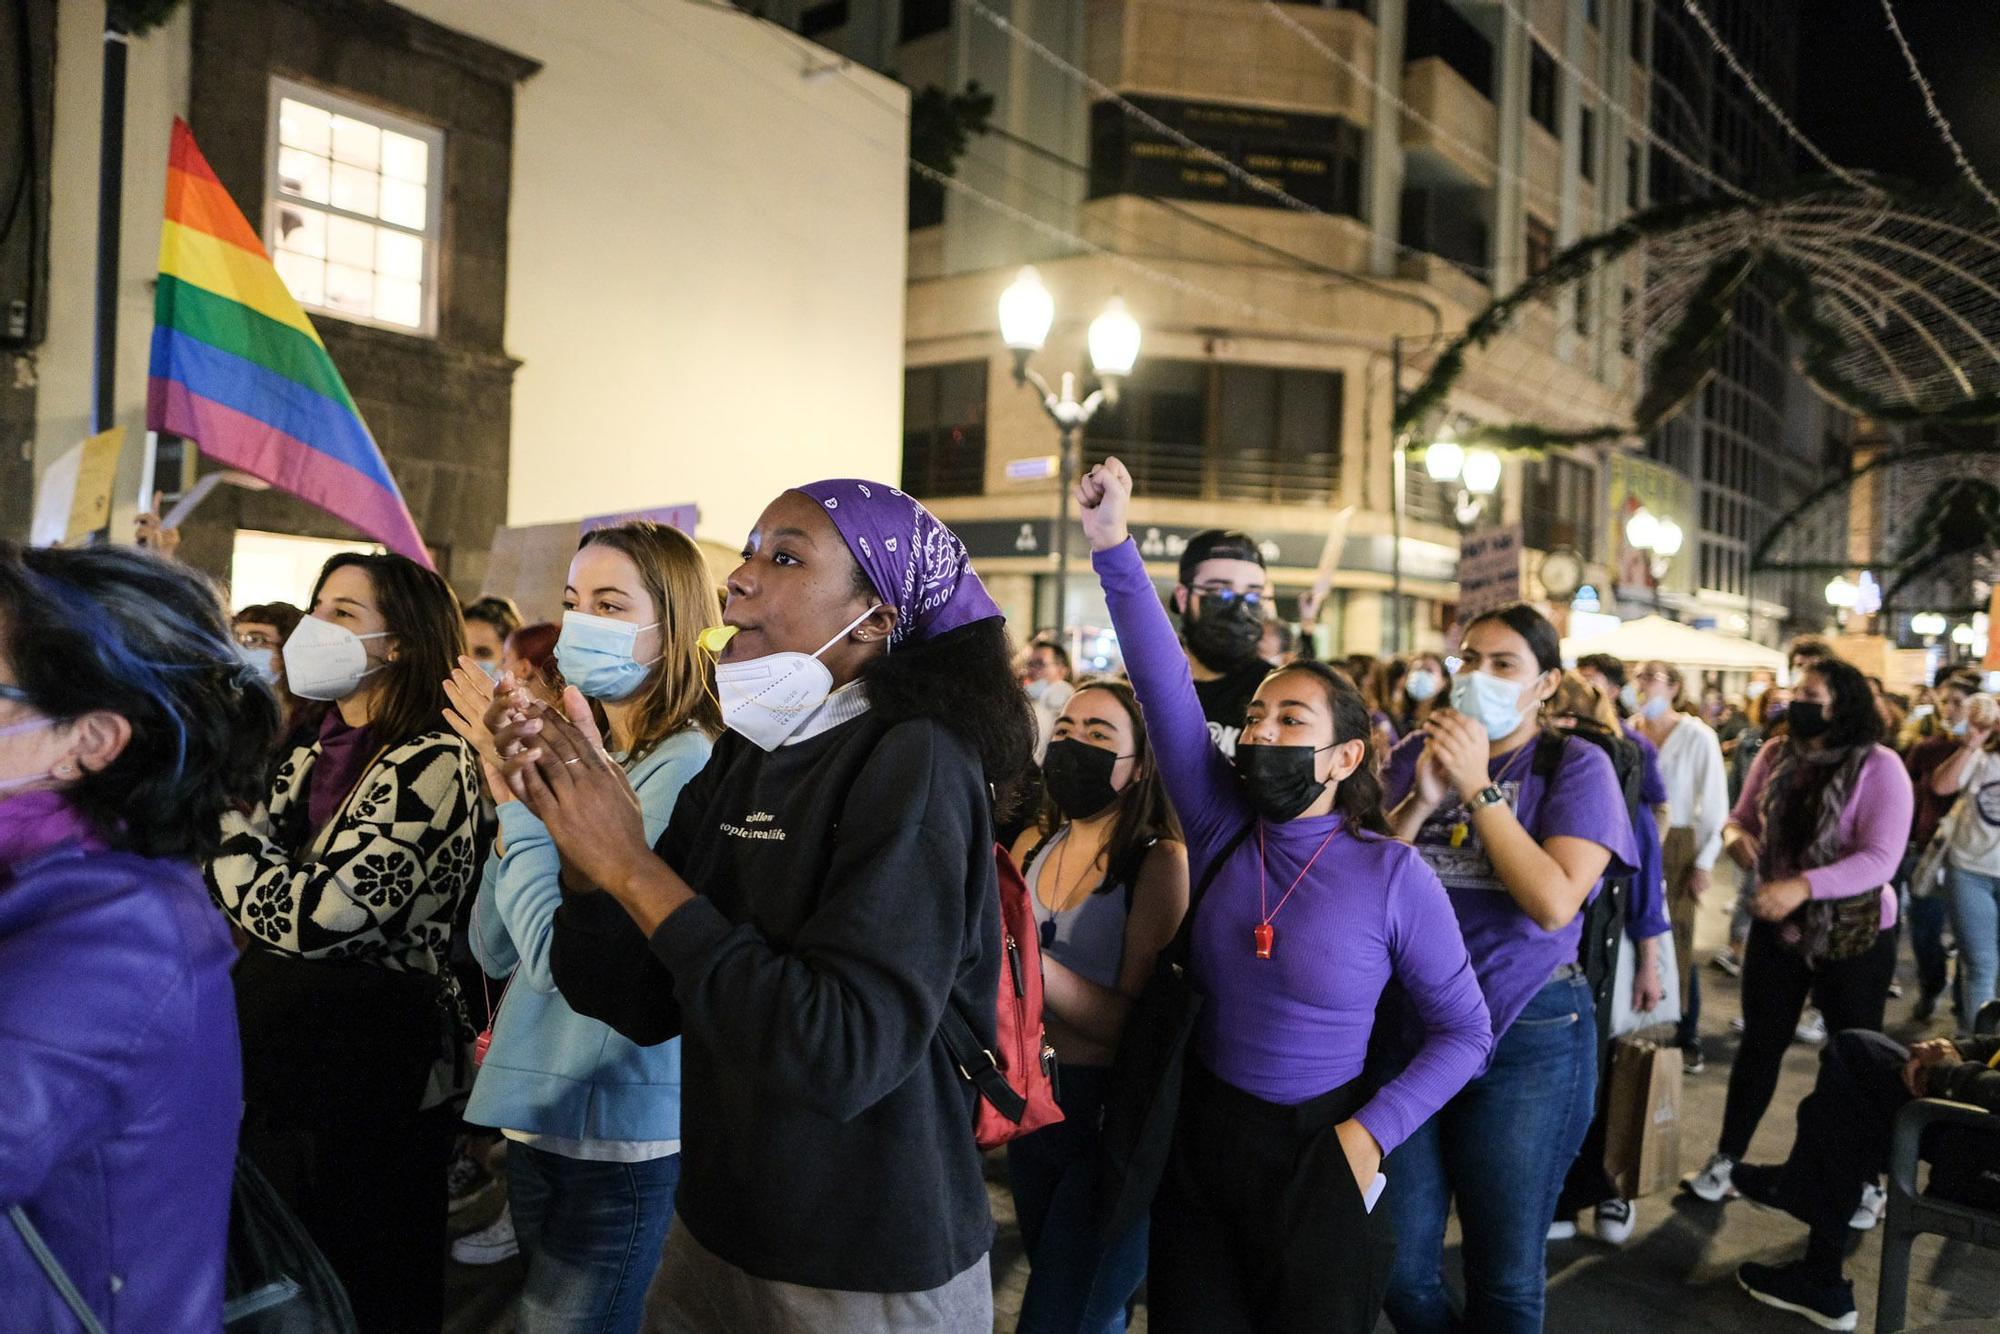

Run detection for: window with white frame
[[266, 79, 442, 335]]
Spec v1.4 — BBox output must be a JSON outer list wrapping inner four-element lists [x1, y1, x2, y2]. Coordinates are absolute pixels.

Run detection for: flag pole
[[93, 23, 130, 436]]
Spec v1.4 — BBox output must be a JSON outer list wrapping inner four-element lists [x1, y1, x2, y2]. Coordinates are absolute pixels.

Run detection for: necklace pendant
[[1253, 922, 1274, 959]]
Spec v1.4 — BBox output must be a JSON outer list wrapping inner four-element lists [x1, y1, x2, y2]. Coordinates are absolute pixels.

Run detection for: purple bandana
[[797, 480, 1003, 647]]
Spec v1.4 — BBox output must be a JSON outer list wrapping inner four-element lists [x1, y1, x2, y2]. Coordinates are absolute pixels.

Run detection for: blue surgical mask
[[1953, 719, 1970, 738], [555, 611, 660, 701], [234, 641, 280, 686], [1451, 670, 1534, 740], [1404, 668, 1441, 703], [1619, 681, 1641, 714], [476, 660, 504, 685], [1640, 694, 1672, 721]]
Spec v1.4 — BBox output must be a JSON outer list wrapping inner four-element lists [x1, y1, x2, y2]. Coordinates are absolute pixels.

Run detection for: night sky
[[1797, 0, 2000, 191]]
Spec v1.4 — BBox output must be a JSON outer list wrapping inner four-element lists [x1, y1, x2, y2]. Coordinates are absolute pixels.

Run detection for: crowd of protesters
[[3, 461, 1996, 1334]]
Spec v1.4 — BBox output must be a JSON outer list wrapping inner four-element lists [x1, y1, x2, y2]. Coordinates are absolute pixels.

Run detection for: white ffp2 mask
[[713, 605, 879, 751], [283, 617, 389, 701]]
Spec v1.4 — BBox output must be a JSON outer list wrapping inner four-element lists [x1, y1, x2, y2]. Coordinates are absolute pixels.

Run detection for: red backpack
[[941, 844, 1064, 1149]]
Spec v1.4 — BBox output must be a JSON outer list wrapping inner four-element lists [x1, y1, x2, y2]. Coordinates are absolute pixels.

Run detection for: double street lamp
[[1421, 432, 1503, 527], [998, 265, 1142, 637]]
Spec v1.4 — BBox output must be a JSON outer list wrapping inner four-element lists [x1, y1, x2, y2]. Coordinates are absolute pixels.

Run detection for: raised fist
[[1075, 457, 1133, 552]]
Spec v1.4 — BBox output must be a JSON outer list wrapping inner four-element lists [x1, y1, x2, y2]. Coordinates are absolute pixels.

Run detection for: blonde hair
[[577, 522, 723, 758], [1551, 671, 1621, 732], [1969, 692, 2000, 747]]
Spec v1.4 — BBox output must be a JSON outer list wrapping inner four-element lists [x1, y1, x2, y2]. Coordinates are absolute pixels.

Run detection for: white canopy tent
[[1560, 614, 1787, 673]]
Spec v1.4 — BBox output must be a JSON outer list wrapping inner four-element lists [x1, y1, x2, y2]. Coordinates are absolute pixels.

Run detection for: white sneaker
[[1594, 1197, 1637, 1245], [1683, 1152, 1740, 1202], [1795, 1010, 1828, 1044], [1850, 1181, 1886, 1230], [1730, 1015, 1747, 1034], [451, 1206, 519, 1265], [1548, 1219, 1578, 1241], [1712, 952, 1744, 978]]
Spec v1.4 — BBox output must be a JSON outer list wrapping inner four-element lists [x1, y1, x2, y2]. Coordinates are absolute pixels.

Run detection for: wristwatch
[[1466, 784, 1507, 814]]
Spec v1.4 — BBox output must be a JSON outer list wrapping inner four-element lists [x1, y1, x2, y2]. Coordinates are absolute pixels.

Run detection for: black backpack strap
[[1532, 729, 1566, 783], [940, 1001, 1027, 1123], [1163, 823, 1255, 966]]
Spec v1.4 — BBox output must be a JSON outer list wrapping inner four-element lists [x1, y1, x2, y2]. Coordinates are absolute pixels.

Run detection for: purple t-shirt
[[1095, 540, 1492, 1154], [1627, 723, 1669, 808], [1384, 727, 1638, 1038]]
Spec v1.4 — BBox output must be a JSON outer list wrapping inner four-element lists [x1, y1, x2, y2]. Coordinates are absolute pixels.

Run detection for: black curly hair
[[846, 565, 1037, 822], [0, 542, 280, 861]]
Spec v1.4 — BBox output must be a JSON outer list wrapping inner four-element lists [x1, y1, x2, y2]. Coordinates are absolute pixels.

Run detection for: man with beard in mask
[[1172, 530, 1272, 756]]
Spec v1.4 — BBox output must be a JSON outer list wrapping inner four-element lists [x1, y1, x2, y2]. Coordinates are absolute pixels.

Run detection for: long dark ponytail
[[1274, 659, 1394, 837]]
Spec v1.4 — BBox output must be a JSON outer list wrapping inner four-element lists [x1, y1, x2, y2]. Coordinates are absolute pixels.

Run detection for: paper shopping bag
[[1604, 1036, 1683, 1199]]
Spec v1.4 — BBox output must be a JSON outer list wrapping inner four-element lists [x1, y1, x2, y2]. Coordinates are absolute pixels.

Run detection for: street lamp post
[[1387, 416, 1500, 653], [1625, 505, 1684, 612], [999, 266, 1141, 640]]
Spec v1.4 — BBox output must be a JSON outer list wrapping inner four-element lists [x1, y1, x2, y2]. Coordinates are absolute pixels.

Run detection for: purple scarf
[[307, 710, 378, 841], [796, 480, 1002, 647], [0, 789, 104, 871]]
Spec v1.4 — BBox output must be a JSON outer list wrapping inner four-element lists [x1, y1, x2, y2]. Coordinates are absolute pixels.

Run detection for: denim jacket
[[1, 846, 243, 1331], [465, 728, 711, 1143]]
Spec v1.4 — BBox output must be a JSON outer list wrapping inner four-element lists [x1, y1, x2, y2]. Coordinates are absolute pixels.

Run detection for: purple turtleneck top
[[1095, 539, 1492, 1154]]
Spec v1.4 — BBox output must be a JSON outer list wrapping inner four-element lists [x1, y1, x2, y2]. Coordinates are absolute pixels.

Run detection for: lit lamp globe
[[1953, 623, 1977, 647], [1425, 435, 1465, 483], [1087, 296, 1141, 379], [1654, 518, 1684, 558], [1825, 576, 1859, 610], [1626, 507, 1660, 553], [1462, 447, 1503, 497], [998, 266, 1055, 353], [1912, 612, 1947, 639]]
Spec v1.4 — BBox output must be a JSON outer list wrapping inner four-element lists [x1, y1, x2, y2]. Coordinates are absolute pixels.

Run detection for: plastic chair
[[1875, 1000, 2000, 1332]]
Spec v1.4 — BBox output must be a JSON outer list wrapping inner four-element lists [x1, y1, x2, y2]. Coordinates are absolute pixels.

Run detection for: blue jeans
[[506, 1142, 679, 1334], [1007, 1065, 1148, 1334], [1383, 974, 1598, 1334], [1948, 865, 2000, 1023], [1907, 889, 1950, 1001]]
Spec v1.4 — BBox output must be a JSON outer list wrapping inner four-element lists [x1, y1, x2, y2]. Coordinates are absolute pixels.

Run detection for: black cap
[[1178, 529, 1265, 585]]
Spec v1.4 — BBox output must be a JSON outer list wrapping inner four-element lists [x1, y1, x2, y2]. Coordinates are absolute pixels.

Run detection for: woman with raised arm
[[491, 481, 1033, 1332], [1079, 458, 1492, 1332], [1380, 601, 1638, 1334]]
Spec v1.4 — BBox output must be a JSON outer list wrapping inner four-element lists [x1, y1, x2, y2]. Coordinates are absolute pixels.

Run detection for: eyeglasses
[[237, 631, 278, 650], [1192, 586, 1264, 611]]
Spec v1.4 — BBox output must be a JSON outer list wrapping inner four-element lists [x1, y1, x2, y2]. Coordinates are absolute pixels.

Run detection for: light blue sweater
[[465, 728, 712, 1143]]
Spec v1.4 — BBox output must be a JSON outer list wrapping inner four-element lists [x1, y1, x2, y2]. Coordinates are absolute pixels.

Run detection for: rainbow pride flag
[[147, 118, 430, 566]]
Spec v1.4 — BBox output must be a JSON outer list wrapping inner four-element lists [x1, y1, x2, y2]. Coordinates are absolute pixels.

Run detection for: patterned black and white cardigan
[[209, 730, 482, 1025]]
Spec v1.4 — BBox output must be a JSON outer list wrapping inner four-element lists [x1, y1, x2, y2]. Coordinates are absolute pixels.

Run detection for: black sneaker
[[1731, 1162, 1786, 1211], [1913, 989, 1939, 1023], [1737, 1261, 1857, 1331], [1682, 1042, 1706, 1075]]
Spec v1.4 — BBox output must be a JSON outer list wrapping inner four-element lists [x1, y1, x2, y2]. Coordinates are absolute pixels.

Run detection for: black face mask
[[1043, 738, 1126, 821], [1233, 741, 1338, 823], [1184, 595, 1263, 671], [1786, 700, 1830, 741]]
